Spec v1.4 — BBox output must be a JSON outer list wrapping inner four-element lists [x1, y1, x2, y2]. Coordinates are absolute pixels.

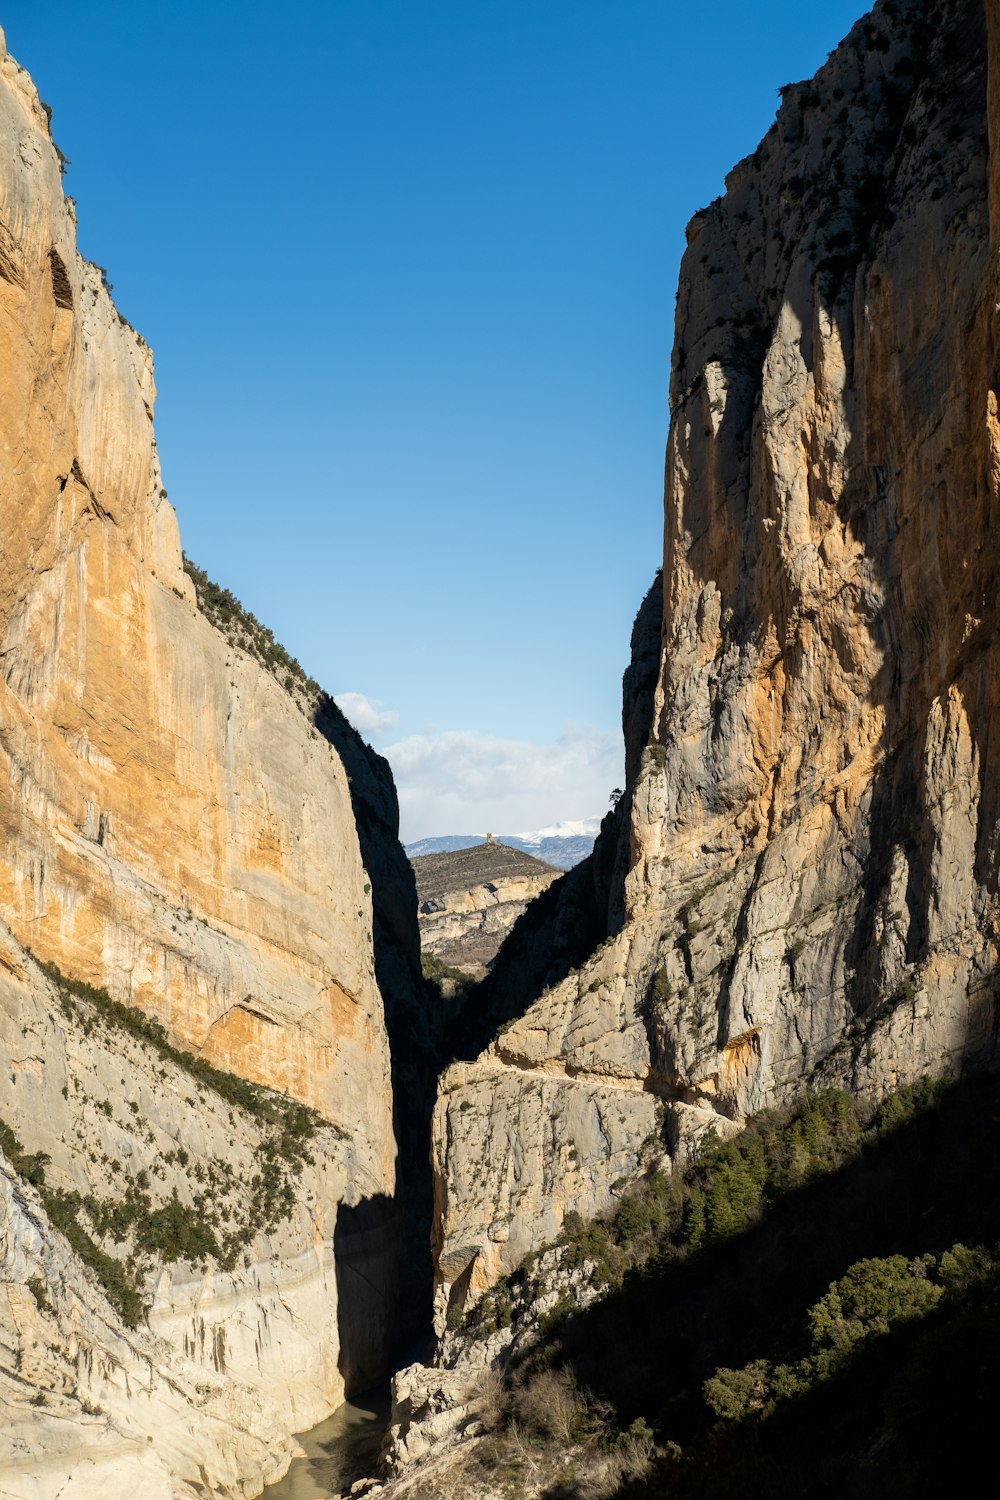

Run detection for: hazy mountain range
[[404, 818, 601, 871]]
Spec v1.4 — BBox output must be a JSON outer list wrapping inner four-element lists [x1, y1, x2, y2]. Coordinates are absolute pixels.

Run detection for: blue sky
[[4, 0, 866, 840]]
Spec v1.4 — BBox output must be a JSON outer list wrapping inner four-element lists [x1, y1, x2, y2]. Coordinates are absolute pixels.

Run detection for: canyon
[[2, 0, 1000, 1495]]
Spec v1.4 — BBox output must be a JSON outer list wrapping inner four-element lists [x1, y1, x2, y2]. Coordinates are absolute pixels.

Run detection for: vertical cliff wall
[[0, 38, 392, 1141], [431, 0, 1000, 1326], [0, 26, 422, 1496], [636, 0, 995, 1111]]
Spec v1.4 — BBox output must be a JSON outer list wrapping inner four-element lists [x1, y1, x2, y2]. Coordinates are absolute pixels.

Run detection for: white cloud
[[333, 692, 399, 738], [383, 726, 622, 843]]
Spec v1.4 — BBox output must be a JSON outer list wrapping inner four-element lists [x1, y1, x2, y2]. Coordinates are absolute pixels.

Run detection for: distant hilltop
[[404, 818, 601, 871], [410, 840, 561, 981]]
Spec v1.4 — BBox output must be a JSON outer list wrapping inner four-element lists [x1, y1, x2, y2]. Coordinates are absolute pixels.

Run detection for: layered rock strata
[[431, 0, 1000, 1326], [411, 842, 561, 979], [0, 27, 418, 1494], [0, 942, 392, 1499]]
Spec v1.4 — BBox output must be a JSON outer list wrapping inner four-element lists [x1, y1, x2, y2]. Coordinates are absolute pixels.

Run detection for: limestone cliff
[[0, 26, 420, 1495], [0, 34, 395, 1156], [430, 0, 1000, 1327], [0, 945, 388, 1500]]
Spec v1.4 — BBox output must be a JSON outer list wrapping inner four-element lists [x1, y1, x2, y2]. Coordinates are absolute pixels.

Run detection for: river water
[[261, 1389, 390, 1500]]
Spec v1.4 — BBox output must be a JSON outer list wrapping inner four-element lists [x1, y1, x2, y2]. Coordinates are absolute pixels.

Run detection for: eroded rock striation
[[0, 28, 421, 1496], [430, 0, 1000, 1328], [0, 946, 385, 1499]]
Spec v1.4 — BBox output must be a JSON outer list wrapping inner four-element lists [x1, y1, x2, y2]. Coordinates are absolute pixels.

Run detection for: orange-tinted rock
[[0, 27, 409, 1495], [0, 31, 392, 1175], [430, 0, 1000, 1323]]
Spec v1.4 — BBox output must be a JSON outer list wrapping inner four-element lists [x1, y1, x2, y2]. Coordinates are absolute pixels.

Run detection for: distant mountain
[[404, 834, 488, 859], [404, 818, 600, 871]]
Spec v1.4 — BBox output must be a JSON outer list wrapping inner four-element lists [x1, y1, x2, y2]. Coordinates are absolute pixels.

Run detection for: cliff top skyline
[[4, 0, 863, 838]]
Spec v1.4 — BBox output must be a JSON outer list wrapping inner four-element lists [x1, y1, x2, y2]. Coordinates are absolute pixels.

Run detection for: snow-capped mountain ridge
[[514, 817, 602, 843]]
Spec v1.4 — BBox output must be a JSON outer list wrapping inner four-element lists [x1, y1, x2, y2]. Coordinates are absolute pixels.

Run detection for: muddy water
[[261, 1389, 390, 1500]]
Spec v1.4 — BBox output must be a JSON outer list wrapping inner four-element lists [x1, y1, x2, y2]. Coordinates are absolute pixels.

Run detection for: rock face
[[0, 28, 419, 1495], [411, 842, 561, 979], [0, 35, 393, 1159], [431, 0, 1000, 1326], [0, 945, 387, 1500]]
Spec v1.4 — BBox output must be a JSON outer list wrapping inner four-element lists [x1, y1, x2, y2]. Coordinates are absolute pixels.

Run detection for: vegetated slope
[[0, 28, 424, 1496], [411, 843, 561, 980], [380, 1073, 1000, 1498], [427, 0, 1000, 1339], [0, 948, 375, 1497], [413, 844, 559, 905]]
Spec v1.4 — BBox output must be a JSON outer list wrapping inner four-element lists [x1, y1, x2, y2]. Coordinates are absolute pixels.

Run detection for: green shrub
[[546, 1086, 896, 1295], [139, 1191, 222, 1263], [808, 1255, 942, 1353], [704, 1359, 771, 1420], [651, 968, 673, 1006], [43, 1186, 144, 1327], [27, 1275, 54, 1316], [181, 557, 320, 702], [8, 961, 330, 1319], [613, 1190, 663, 1244], [0, 1120, 49, 1187], [704, 1245, 977, 1424], [421, 952, 477, 994]]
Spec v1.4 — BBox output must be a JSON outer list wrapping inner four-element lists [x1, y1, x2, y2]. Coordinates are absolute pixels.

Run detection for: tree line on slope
[[459, 1073, 1000, 1498]]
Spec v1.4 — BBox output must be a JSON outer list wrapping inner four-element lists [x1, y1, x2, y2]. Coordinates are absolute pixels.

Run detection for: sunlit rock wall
[[0, 25, 406, 1496], [431, 0, 1000, 1327], [0, 30, 393, 1164]]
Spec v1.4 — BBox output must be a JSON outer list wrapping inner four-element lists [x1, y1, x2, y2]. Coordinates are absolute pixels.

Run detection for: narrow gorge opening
[[4, 1, 1000, 1496]]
